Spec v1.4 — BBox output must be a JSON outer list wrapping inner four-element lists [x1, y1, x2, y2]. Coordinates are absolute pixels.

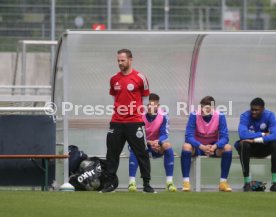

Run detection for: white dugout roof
[[54, 30, 276, 129], [53, 31, 276, 164]]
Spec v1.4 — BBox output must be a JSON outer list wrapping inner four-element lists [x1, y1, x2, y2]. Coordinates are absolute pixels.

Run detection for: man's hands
[[240, 132, 269, 144], [209, 144, 217, 155], [199, 144, 217, 156], [148, 140, 161, 153]]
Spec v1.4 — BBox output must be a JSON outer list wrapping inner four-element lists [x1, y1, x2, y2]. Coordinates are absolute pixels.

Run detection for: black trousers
[[236, 141, 276, 177], [106, 122, 151, 186]]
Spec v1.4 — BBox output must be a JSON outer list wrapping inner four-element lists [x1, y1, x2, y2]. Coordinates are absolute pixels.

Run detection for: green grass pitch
[[1, 191, 276, 217]]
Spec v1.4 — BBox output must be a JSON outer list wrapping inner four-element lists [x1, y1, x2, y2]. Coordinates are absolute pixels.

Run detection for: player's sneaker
[[182, 181, 191, 192], [219, 181, 232, 192], [143, 183, 157, 193], [99, 183, 116, 193], [243, 183, 252, 192], [166, 182, 177, 192], [270, 182, 276, 192], [128, 182, 137, 192]]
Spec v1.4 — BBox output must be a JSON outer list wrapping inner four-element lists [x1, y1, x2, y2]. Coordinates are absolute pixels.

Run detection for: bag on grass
[[251, 180, 266, 192], [68, 145, 118, 191], [69, 157, 103, 191], [69, 156, 118, 191]]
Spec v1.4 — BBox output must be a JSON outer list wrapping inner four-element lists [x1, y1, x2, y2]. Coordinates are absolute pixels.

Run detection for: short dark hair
[[149, 93, 160, 101], [117, 49, 132, 58], [200, 96, 215, 106], [250, 97, 265, 107]]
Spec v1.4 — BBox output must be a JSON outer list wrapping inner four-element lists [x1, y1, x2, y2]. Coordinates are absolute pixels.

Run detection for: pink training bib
[[195, 110, 219, 145], [142, 108, 164, 140]]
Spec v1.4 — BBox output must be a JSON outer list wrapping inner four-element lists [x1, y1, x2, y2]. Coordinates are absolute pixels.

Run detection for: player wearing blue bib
[[235, 97, 276, 192]]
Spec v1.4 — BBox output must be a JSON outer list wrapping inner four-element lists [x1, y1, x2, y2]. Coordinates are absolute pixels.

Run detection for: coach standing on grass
[[235, 97, 276, 192], [100, 49, 156, 193]]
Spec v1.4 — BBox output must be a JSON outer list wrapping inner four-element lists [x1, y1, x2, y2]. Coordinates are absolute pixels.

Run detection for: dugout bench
[[0, 154, 68, 191], [191, 155, 271, 192], [0, 115, 59, 190]]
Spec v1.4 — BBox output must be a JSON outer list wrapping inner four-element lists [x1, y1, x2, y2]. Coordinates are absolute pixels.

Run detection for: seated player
[[181, 96, 232, 192], [235, 97, 276, 192], [128, 93, 177, 192]]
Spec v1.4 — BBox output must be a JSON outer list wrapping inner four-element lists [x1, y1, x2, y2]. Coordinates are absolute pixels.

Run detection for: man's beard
[[119, 64, 129, 72]]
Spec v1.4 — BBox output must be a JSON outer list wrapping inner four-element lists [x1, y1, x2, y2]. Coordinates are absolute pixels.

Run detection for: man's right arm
[[185, 113, 201, 148], [238, 113, 263, 140], [263, 112, 276, 143], [109, 78, 115, 96]]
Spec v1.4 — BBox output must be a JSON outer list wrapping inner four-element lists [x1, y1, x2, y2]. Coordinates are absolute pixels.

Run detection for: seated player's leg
[[249, 141, 276, 192], [160, 142, 177, 192], [215, 144, 232, 192], [235, 141, 253, 191], [181, 143, 195, 192], [261, 141, 276, 192], [270, 141, 276, 191], [128, 147, 138, 192], [240, 141, 276, 192]]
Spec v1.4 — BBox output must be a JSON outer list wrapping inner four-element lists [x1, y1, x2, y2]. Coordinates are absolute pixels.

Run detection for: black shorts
[[236, 141, 274, 158]]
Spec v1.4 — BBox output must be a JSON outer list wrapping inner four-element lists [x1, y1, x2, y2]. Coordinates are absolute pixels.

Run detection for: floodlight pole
[[50, 0, 56, 85], [164, 0, 169, 30], [243, 0, 247, 30], [107, 0, 112, 30], [147, 0, 152, 30], [221, 0, 226, 30]]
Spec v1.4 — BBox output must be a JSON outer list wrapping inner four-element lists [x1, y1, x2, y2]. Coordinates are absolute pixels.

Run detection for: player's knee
[[240, 141, 250, 149], [223, 144, 232, 152], [182, 143, 192, 151], [162, 142, 172, 150], [129, 149, 135, 156], [270, 141, 276, 153]]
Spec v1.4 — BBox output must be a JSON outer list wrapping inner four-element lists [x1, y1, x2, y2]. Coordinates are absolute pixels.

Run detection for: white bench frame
[[191, 155, 271, 192]]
